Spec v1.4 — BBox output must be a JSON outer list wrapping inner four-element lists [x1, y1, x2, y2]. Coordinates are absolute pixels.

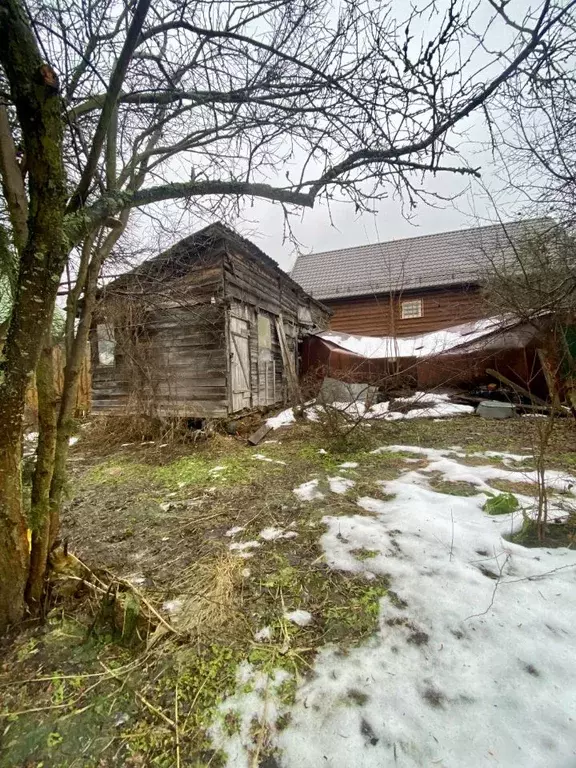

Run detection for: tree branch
[[0, 104, 28, 253], [309, 0, 576, 197], [66, 0, 152, 213], [73, 180, 313, 240]]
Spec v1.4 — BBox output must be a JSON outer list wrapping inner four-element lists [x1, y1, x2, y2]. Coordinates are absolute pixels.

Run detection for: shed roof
[[103, 221, 330, 315], [291, 219, 553, 300]]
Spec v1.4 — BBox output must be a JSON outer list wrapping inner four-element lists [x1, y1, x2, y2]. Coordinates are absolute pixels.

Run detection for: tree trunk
[[49, 235, 111, 523], [25, 340, 58, 610], [0, 0, 67, 632]]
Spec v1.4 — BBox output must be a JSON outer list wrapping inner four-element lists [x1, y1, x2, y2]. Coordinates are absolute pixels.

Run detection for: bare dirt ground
[[1, 414, 575, 767]]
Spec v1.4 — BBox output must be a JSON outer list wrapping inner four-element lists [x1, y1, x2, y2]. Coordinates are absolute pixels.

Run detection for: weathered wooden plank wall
[[91, 254, 228, 417], [90, 231, 330, 418], [223, 248, 303, 408]]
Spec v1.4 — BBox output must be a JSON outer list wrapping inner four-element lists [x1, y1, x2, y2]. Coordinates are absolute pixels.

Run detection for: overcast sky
[[235, 115, 527, 273], [201, 1, 535, 274], [119, 0, 541, 279]]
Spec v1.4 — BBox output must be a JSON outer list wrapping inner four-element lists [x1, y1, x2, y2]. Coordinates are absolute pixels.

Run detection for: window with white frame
[[400, 299, 423, 319]]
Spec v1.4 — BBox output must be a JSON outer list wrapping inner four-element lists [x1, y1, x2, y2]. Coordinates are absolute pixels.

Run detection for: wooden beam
[[486, 368, 549, 407], [247, 423, 274, 446]]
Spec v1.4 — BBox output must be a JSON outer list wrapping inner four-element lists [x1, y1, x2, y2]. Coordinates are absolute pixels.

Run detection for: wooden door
[[229, 314, 252, 412]]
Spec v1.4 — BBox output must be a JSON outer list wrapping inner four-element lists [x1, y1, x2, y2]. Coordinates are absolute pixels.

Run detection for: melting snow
[[252, 453, 287, 465], [284, 610, 313, 627], [319, 317, 515, 360], [328, 476, 356, 494], [339, 461, 359, 469], [162, 599, 183, 614], [225, 526, 245, 537], [210, 664, 291, 766], [293, 479, 324, 502], [259, 527, 298, 541], [254, 626, 272, 642], [213, 443, 576, 768], [265, 392, 474, 435], [266, 408, 296, 429], [229, 541, 261, 552]]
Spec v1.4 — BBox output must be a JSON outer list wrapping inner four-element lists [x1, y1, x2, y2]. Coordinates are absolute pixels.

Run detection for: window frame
[[400, 298, 423, 320]]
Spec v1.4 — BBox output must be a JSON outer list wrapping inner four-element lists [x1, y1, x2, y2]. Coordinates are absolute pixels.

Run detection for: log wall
[[90, 239, 330, 417], [325, 286, 485, 337]]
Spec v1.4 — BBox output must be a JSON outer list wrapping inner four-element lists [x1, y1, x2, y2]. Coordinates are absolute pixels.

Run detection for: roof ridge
[[296, 217, 553, 260]]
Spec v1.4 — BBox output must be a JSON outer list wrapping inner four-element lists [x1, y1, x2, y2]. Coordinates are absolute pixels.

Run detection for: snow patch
[[254, 626, 273, 642], [252, 453, 287, 466], [259, 527, 298, 541], [293, 479, 324, 502], [319, 317, 514, 360], [210, 664, 291, 768], [328, 476, 355, 494], [284, 610, 313, 627], [229, 541, 261, 552], [212, 445, 576, 768], [162, 599, 183, 614], [225, 526, 245, 537], [266, 408, 296, 429]]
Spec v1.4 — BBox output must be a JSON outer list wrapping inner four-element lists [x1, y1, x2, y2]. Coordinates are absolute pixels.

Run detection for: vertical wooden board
[[229, 304, 253, 412]]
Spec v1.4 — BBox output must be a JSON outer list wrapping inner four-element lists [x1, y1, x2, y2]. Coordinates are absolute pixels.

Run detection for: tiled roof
[[291, 219, 553, 300]]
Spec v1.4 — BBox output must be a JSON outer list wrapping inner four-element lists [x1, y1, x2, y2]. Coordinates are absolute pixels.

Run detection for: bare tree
[[487, 0, 576, 221], [0, 0, 574, 630], [482, 222, 576, 405]]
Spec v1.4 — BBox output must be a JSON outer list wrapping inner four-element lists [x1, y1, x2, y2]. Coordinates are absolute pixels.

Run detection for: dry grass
[[83, 413, 197, 449], [170, 551, 245, 637]]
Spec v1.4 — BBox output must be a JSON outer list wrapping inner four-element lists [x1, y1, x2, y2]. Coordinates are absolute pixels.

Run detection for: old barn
[[90, 223, 329, 417]]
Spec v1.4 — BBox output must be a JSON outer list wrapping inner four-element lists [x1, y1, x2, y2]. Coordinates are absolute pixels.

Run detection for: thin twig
[[100, 661, 176, 729], [465, 552, 511, 621], [175, 677, 181, 768], [115, 578, 180, 636]]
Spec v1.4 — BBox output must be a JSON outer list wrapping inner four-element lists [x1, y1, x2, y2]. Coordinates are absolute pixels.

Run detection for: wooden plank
[[485, 368, 549, 407], [275, 316, 301, 404], [247, 423, 274, 446]]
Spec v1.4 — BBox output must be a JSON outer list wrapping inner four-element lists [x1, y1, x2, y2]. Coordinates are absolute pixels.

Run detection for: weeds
[[483, 492, 520, 515]]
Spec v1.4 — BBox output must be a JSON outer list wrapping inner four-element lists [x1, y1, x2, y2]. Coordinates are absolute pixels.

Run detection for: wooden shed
[[90, 223, 330, 417]]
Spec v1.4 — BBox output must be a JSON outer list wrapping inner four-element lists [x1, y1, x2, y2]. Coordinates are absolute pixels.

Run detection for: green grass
[[8, 413, 576, 767], [483, 492, 520, 515], [428, 477, 480, 497]]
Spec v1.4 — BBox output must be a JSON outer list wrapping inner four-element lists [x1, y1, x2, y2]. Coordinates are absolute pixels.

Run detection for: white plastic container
[[476, 400, 515, 419]]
